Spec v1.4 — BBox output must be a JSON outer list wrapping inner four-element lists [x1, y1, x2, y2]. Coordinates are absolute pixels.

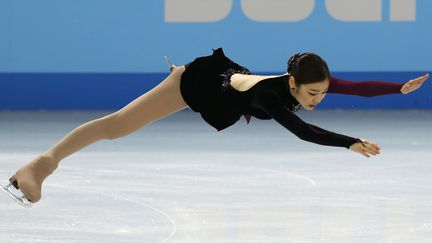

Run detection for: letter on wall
[[326, 0, 382, 21], [165, 0, 232, 22], [390, 0, 416, 21], [241, 0, 314, 22]]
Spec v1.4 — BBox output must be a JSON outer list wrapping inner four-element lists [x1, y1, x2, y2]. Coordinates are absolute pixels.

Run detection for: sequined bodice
[[220, 67, 252, 91]]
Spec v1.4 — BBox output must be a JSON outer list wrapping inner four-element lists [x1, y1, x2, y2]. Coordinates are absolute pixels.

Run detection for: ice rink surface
[[1, 110, 431, 243]]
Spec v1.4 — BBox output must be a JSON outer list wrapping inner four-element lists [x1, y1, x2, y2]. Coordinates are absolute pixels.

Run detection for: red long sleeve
[[328, 77, 403, 97]]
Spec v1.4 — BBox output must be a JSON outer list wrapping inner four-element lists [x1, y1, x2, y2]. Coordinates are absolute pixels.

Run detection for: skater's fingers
[[365, 143, 380, 154], [364, 149, 378, 156], [359, 150, 370, 158], [358, 140, 380, 157], [410, 74, 429, 84], [416, 73, 429, 82], [401, 78, 425, 94]]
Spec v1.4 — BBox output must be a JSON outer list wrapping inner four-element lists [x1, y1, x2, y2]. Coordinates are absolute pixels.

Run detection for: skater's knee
[[101, 116, 124, 140], [105, 129, 129, 140]]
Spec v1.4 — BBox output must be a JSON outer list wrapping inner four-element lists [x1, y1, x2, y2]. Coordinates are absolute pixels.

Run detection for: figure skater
[[3, 48, 429, 207], [165, 55, 429, 124]]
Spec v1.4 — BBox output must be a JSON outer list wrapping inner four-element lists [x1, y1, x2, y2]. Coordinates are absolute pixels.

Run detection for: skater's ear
[[289, 76, 297, 90]]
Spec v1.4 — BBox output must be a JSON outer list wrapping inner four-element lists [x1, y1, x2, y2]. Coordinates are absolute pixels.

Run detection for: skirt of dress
[[180, 48, 251, 131]]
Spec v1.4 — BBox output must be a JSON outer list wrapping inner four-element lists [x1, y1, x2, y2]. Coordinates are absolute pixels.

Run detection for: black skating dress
[[180, 48, 360, 148]]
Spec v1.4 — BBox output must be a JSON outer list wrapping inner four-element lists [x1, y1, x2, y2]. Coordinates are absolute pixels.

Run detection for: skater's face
[[289, 76, 329, 110]]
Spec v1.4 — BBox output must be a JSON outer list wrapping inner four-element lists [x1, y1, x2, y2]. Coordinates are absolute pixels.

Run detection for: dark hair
[[287, 52, 330, 86]]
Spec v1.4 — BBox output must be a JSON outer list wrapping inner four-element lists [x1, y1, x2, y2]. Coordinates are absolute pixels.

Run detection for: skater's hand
[[401, 73, 429, 94], [350, 139, 380, 158]]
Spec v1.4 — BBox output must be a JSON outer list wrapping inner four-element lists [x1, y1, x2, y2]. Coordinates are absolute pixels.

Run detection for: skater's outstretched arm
[[328, 74, 429, 96], [251, 87, 380, 157]]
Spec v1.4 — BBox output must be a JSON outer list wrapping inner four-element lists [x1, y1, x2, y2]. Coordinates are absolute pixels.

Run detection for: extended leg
[[11, 66, 188, 203]]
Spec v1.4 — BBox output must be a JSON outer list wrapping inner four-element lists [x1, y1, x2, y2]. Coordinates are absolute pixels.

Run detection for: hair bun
[[287, 53, 302, 74], [285, 52, 330, 86]]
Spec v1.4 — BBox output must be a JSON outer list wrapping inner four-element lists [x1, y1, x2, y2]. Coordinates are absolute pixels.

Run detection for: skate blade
[[164, 56, 173, 67], [164, 56, 176, 71], [1, 183, 33, 208]]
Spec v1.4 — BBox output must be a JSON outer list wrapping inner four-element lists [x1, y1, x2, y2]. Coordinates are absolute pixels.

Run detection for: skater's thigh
[[111, 66, 188, 128]]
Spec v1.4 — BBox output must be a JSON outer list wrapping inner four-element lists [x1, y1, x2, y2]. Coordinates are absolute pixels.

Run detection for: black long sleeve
[[251, 88, 359, 149]]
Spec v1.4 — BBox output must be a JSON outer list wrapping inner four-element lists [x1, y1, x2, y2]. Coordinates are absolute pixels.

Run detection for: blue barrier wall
[[0, 1, 431, 109], [1, 72, 430, 110]]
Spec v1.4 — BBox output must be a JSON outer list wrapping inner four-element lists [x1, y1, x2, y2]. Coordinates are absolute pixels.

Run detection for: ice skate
[[4, 155, 58, 206], [164, 56, 176, 72], [1, 176, 33, 208]]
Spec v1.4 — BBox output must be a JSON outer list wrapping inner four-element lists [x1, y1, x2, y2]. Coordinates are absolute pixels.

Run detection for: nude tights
[[13, 67, 188, 203]]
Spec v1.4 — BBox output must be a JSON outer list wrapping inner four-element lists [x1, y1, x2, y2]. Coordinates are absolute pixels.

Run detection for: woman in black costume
[[5, 48, 429, 205]]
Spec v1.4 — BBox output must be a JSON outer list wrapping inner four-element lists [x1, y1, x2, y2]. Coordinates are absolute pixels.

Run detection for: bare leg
[[12, 66, 188, 203]]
